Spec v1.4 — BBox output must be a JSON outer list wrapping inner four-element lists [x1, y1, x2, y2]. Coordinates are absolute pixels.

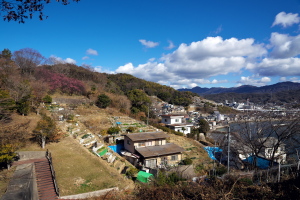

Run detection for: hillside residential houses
[[160, 114, 193, 135], [122, 132, 185, 169]]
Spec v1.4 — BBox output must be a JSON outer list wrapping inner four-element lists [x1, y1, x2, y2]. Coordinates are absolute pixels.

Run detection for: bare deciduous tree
[[0, 0, 80, 23], [12, 48, 45, 75], [220, 116, 300, 170]]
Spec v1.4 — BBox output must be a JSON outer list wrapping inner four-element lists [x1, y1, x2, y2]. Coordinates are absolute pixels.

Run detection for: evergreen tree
[[96, 94, 111, 108], [16, 95, 31, 116], [0, 144, 16, 169], [42, 95, 52, 104], [199, 118, 210, 135]]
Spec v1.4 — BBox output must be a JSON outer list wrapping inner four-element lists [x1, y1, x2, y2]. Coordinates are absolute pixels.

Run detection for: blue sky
[[2, 0, 300, 89]]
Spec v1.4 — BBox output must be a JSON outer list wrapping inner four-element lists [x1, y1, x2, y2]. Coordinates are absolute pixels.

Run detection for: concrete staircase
[[35, 159, 58, 200]]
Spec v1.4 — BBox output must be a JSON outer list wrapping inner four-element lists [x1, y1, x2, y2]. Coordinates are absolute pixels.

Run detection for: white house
[[161, 115, 193, 135]]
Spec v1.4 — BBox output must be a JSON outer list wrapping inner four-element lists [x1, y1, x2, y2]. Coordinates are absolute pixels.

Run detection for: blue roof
[[243, 155, 277, 169], [203, 146, 223, 161]]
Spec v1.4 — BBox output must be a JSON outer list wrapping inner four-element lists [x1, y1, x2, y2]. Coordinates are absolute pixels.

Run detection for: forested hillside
[[179, 82, 300, 105], [0, 48, 199, 123]]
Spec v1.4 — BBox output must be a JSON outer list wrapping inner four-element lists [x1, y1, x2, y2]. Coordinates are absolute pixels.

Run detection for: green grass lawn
[[19, 136, 134, 196]]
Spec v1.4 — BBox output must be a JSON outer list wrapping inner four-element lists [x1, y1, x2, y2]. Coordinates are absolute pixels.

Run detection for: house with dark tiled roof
[[123, 132, 185, 169]]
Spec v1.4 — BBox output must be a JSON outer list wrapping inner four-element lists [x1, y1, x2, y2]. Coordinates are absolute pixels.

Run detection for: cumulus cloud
[[269, 32, 300, 58], [139, 39, 159, 48], [162, 36, 266, 78], [252, 57, 300, 77], [49, 55, 76, 64], [65, 58, 76, 64], [94, 66, 115, 74], [115, 36, 267, 88], [165, 40, 176, 50], [272, 12, 300, 28], [86, 48, 98, 56], [237, 76, 271, 86]]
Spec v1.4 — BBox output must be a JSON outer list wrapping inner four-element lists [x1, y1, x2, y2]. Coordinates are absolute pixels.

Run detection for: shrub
[[215, 165, 227, 176], [182, 157, 193, 165], [126, 126, 136, 133], [107, 127, 121, 135], [42, 95, 52, 104], [96, 94, 111, 108], [126, 167, 139, 178], [238, 177, 253, 186]]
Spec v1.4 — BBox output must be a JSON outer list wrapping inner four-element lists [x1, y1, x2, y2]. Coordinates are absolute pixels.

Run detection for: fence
[[46, 149, 60, 197]]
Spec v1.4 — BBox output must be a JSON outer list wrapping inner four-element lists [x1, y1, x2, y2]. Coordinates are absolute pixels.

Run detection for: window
[[146, 141, 152, 146], [164, 119, 167, 122], [145, 159, 157, 168], [155, 140, 161, 146], [171, 155, 178, 161], [127, 140, 130, 145], [175, 119, 179, 122], [138, 142, 145, 147]]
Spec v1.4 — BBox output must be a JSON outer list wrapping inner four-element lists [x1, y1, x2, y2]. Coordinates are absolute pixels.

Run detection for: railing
[[46, 149, 60, 196]]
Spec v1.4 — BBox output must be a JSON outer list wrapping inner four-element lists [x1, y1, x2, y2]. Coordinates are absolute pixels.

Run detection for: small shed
[[136, 171, 154, 183]]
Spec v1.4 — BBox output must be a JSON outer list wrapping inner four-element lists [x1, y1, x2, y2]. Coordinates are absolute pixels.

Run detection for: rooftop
[[160, 114, 185, 118], [167, 123, 193, 127], [125, 132, 169, 142], [136, 143, 185, 158]]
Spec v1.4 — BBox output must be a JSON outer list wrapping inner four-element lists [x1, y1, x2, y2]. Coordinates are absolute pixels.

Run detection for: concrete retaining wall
[[17, 151, 46, 161], [59, 187, 119, 199]]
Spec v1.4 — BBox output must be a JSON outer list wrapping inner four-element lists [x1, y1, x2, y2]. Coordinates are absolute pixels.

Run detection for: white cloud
[[162, 36, 266, 78], [82, 56, 89, 60], [165, 40, 176, 50], [269, 32, 300, 58], [237, 76, 271, 86], [86, 48, 98, 56], [139, 39, 159, 48], [279, 77, 287, 82], [272, 12, 300, 28], [148, 58, 156, 62], [194, 79, 211, 84], [94, 66, 115, 74], [290, 77, 300, 83], [49, 55, 76, 64], [115, 36, 267, 88], [65, 58, 76, 64], [252, 57, 300, 76], [188, 83, 198, 88]]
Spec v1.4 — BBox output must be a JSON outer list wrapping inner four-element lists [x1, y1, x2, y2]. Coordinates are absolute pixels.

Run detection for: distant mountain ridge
[[178, 82, 300, 95]]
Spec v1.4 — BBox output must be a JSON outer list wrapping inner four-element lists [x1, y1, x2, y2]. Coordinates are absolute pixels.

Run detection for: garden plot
[[79, 133, 97, 147]]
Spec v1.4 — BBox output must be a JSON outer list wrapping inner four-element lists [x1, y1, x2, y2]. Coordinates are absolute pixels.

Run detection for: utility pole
[[227, 125, 230, 174], [147, 103, 150, 126]]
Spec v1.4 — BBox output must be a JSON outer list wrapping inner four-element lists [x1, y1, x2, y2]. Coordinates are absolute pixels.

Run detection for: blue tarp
[[108, 143, 124, 155], [243, 155, 276, 169], [203, 147, 223, 161]]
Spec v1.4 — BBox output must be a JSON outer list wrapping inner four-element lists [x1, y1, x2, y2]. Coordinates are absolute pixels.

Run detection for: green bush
[[238, 177, 253, 186], [182, 157, 193, 165], [107, 127, 121, 135], [126, 126, 136, 133], [96, 94, 111, 108], [126, 167, 139, 178], [215, 165, 227, 176], [42, 95, 52, 104], [155, 171, 185, 186]]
